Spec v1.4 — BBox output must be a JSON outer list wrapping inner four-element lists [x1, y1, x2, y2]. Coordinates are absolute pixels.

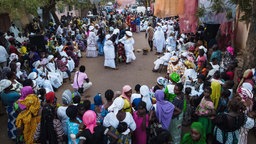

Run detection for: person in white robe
[[46, 55, 63, 88], [153, 26, 165, 54], [28, 72, 54, 93], [86, 26, 98, 58], [103, 34, 116, 69], [119, 31, 136, 64], [152, 51, 173, 72], [56, 44, 75, 72], [166, 35, 176, 52]]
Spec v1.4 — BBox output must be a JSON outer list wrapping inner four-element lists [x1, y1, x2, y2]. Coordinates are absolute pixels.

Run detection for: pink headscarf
[[227, 46, 234, 56], [83, 110, 97, 134], [121, 85, 132, 100]]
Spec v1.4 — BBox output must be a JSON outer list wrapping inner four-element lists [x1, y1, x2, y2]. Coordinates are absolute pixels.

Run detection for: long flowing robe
[[153, 27, 165, 53], [119, 36, 136, 63], [103, 40, 116, 69], [86, 31, 98, 57]]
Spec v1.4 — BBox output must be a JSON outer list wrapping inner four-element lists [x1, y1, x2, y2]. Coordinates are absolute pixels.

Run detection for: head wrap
[[227, 46, 234, 56], [184, 60, 195, 69], [19, 86, 34, 110], [45, 92, 55, 103], [140, 85, 152, 111], [32, 60, 41, 68], [18, 46, 28, 55], [47, 55, 54, 61], [181, 122, 206, 144], [199, 45, 207, 53], [170, 56, 178, 63], [238, 87, 253, 100], [169, 72, 180, 83], [89, 26, 94, 31], [9, 53, 18, 62], [83, 110, 97, 134], [28, 72, 38, 80], [108, 97, 124, 115], [105, 34, 111, 40], [94, 94, 103, 106], [109, 27, 114, 32], [155, 90, 174, 129], [242, 82, 253, 91], [157, 77, 165, 86], [121, 85, 132, 100], [125, 31, 132, 37], [0, 79, 12, 92], [62, 89, 73, 105]]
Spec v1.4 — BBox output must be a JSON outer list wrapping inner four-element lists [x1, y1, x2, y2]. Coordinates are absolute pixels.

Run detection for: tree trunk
[[50, 8, 60, 26], [42, 6, 51, 27], [242, 0, 256, 71]]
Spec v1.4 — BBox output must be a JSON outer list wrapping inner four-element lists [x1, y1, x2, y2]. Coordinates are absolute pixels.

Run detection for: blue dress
[[67, 118, 82, 144]]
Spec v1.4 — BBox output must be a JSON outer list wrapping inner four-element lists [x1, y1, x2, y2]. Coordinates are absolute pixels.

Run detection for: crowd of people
[[0, 7, 255, 144]]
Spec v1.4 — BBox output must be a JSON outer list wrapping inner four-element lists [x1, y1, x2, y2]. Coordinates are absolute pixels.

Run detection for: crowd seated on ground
[[0, 10, 255, 144]]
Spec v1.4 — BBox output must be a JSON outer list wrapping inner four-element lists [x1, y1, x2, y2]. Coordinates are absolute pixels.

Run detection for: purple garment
[[155, 90, 174, 130], [18, 86, 34, 110]]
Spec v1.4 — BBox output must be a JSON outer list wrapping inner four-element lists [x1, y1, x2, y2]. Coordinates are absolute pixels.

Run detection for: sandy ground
[[0, 32, 256, 143]]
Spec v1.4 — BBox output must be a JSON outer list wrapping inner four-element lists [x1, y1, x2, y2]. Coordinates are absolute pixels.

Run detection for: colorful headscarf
[[140, 85, 153, 111], [62, 89, 73, 105], [19, 86, 34, 110], [170, 56, 179, 63], [108, 97, 124, 115], [83, 110, 97, 134], [16, 94, 40, 144], [155, 90, 174, 130], [121, 85, 132, 100], [238, 87, 253, 100], [181, 122, 206, 144], [45, 92, 55, 103], [169, 72, 180, 83], [226, 46, 234, 56], [184, 60, 196, 69], [94, 93, 103, 106]]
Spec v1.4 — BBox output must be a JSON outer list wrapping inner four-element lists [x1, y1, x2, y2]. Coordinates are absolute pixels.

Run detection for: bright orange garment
[[154, 0, 184, 18]]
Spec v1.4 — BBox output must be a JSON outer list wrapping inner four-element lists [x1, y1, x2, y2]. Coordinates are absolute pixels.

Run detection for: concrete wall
[[55, 6, 81, 19]]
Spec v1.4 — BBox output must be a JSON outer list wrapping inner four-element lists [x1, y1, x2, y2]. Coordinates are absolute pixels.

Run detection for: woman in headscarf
[[71, 110, 118, 144], [153, 25, 165, 54], [237, 69, 254, 91], [0, 79, 20, 140], [133, 101, 149, 144], [17, 86, 34, 111], [120, 85, 133, 113], [86, 25, 98, 57], [57, 89, 73, 135], [16, 94, 40, 143], [167, 55, 185, 76], [181, 122, 206, 144], [34, 104, 65, 143], [27, 72, 54, 93], [45, 55, 63, 88], [119, 31, 136, 64], [56, 42, 75, 73], [165, 72, 180, 102], [221, 46, 237, 70], [140, 85, 153, 112], [155, 90, 175, 130], [237, 87, 255, 144], [104, 34, 116, 69], [6, 71, 23, 94], [103, 97, 136, 144]]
